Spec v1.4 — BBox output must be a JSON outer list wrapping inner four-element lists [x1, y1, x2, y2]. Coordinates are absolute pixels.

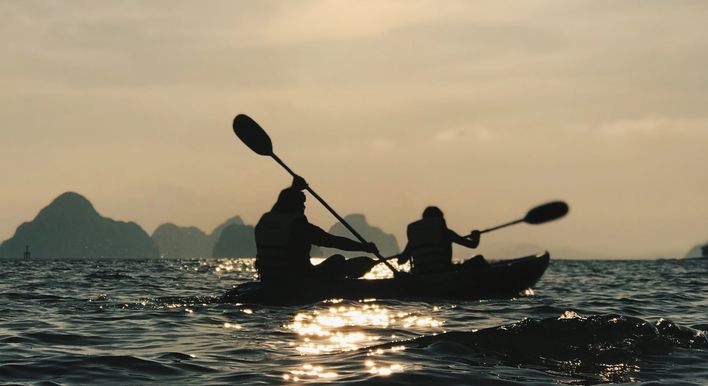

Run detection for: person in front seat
[[255, 176, 378, 282]]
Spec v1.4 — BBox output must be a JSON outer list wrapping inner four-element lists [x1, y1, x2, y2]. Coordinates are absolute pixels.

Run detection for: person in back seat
[[397, 206, 485, 274]]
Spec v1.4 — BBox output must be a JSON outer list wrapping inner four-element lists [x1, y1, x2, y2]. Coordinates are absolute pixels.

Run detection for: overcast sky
[[1, 0, 707, 258]]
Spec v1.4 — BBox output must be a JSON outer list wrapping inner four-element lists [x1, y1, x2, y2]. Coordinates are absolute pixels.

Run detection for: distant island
[[0, 192, 158, 259], [0, 193, 374, 259], [152, 216, 252, 258], [3, 193, 580, 260], [151, 223, 212, 258], [685, 241, 708, 258], [321, 214, 400, 259], [212, 222, 256, 258]]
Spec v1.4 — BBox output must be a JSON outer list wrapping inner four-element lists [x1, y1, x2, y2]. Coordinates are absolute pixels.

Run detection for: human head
[[272, 187, 306, 213], [422, 206, 444, 218]]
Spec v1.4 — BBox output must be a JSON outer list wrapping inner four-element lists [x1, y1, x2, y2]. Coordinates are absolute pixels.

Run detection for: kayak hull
[[221, 252, 550, 305]]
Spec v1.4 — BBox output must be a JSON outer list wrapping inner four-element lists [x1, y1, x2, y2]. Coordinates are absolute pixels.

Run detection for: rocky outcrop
[[686, 242, 708, 258], [151, 224, 212, 258], [0, 192, 158, 259], [310, 245, 323, 257], [151, 216, 246, 258], [210, 216, 245, 242], [212, 223, 257, 258], [321, 214, 400, 258]]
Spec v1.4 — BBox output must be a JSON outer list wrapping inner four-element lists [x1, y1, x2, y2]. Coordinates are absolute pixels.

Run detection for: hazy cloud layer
[[1, 1, 707, 258]]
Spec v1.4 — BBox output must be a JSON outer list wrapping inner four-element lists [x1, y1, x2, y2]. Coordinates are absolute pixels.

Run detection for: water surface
[[1, 258, 707, 385]]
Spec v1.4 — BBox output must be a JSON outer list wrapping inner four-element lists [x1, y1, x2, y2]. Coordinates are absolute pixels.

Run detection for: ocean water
[[1, 257, 707, 385]]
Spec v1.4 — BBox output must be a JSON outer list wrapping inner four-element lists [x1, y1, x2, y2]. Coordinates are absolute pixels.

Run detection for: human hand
[[292, 175, 308, 190], [362, 242, 379, 254], [468, 230, 481, 243]]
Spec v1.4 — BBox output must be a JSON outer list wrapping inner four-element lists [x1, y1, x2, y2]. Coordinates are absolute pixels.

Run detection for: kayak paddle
[[366, 201, 568, 271], [232, 114, 400, 275], [367, 201, 568, 271], [477, 201, 569, 235]]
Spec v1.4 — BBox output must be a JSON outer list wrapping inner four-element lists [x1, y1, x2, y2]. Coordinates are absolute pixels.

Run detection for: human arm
[[291, 175, 308, 190], [449, 229, 480, 249], [396, 244, 412, 264], [305, 223, 378, 253]]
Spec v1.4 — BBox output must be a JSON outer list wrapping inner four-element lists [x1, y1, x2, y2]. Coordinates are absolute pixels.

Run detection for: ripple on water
[[1, 258, 707, 385]]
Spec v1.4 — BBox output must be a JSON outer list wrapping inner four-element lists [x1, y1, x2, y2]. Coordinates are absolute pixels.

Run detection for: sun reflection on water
[[213, 258, 257, 276], [285, 303, 443, 354], [223, 322, 242, 330], [283, 359, 405, 382], [283, 301, 443, 381], [365, 359, 403, 376], [598, 362, 640, 383], [362, 259, 409, 280], [284, 363, 339, 382]]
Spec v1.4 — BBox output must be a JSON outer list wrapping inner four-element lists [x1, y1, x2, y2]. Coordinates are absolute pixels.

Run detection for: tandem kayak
[[221, 252, 551, 305]]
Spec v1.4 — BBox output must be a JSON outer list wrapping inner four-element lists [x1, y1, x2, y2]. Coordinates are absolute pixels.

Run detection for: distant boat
[[23, 245, 31, 259]]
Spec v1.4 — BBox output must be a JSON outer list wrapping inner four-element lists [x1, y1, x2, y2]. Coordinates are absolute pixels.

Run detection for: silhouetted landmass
[[310, 245, 323, 257], [212, 223, 256, 257], [152, 224, 211, 258], [0, 192, 158, 259], [321, 214, 400, 258], [685, 241, 708, 258], [210, 216, 245, 242], [151, 216, 245, 258]]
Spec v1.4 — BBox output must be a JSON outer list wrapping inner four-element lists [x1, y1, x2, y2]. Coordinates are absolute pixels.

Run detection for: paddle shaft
[[473, 201, 568, 237], [271, 154, 400, 274], [477, 219, 524, 235]]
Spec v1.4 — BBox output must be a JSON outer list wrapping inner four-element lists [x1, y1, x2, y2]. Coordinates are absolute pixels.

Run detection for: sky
[[1, 0, 707, 259]]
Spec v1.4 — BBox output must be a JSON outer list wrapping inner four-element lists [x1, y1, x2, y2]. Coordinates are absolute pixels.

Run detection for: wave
[[0, 353, 217, 383], [85, 270, 135, 280], [12, 331, 109, 346], [374, 311, 707, 384]]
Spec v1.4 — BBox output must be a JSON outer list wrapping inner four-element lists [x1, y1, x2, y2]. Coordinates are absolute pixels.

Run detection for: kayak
[[221, 252, 550, 305]]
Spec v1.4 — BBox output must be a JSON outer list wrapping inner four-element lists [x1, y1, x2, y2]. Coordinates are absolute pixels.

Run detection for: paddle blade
[[232, 114, 274, 156], [524, 201, 569, 224]]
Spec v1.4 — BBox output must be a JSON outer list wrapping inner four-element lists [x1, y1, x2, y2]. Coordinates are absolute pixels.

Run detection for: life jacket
[[254, 212, 311, 281], [406, 217, 451, 274]]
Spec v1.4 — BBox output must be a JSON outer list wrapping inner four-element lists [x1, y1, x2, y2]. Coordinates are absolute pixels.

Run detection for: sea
[[1, 257, 707, 385]]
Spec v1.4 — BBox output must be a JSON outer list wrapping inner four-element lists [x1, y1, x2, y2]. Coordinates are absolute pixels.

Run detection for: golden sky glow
[[1, 1, 707, 258]]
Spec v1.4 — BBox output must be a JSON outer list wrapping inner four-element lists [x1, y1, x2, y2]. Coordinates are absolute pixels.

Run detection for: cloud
[[434, 125, 494, 143], [257, 1, 548, 45], [571, 117, 708, 139], [2, 1, 708, 257], [599, 117, 708, 138]]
